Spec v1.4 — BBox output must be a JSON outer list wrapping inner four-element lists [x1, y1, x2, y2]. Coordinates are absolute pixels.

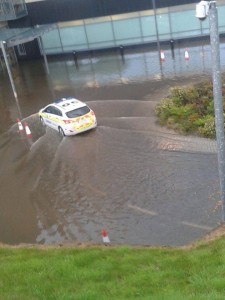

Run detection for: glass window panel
[[44, 48, 62, 55], [59, 26, 87, 46], [88, 41, 116, 48], [85, 22, 114, 43], [173, 30, 201, 38], [41, 3, 225, 55], [219, 26, 225, 32], [113, 18, 141, 40], [140, 15, 156, 37], [143, 36, 157, 42], [42, 29, 62, 49], [62, 45, 87, 51], [202, 29, 210, 35], [115, 38, 142, 45], [156, 13, 170, 34], [218, 6, 225, 27], [170, 10, 200, 32], [201, 20, 209, 30], [158, 34, 171, 40]]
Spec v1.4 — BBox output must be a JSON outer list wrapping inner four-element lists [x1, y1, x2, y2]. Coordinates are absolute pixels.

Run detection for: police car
[[39, 97, 97, 136]]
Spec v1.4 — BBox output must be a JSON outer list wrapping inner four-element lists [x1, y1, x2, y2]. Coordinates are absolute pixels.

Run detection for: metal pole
[[152, 0, 161, 62], [0, 41, 22, 119], [152, 0, 163, 75], [38, 36, 49, 74], [209, 1, 225, 221], [1, 41, 18, 100]]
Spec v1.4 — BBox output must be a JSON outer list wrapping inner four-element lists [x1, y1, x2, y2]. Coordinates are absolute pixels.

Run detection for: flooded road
[[0, 40, 223, 246]]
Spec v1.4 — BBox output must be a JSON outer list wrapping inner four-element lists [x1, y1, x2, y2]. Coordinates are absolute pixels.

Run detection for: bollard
[[73, 51, 79, 69], [119, 45, 125, 62], [170, 39, 175, 59], [17, 118, 24, 132], [160, 49, 165, 62], [102, 229, 110, 245], [24, 122, 32, 138]]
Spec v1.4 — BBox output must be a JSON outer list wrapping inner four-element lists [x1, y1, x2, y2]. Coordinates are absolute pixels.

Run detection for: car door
[[51, 107, 63, 130], [42, 105, 58, 129]]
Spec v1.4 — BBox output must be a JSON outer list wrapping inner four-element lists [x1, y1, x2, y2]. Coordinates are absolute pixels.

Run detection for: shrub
[[170, 86, 199, 106], [155, 79, 225, 139], [194, 81, 213, 99], [198, 116, 216, 139], [155, 98, 175, 123]]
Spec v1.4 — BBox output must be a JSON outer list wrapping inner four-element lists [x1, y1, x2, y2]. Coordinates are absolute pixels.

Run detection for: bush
[[198, 116, 216, 139], [170, 86, 199, 105], [155, 80, 225, 139]]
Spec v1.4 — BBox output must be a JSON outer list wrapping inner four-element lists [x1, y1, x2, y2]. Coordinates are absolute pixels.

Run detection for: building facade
[[5, 0, 225, 59]]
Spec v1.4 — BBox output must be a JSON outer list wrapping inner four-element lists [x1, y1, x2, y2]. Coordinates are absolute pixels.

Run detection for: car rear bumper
[[63, 122, 97, 136]]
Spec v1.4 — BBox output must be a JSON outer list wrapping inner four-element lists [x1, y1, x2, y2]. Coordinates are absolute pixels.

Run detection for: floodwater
[[0, 39, 223, 246]]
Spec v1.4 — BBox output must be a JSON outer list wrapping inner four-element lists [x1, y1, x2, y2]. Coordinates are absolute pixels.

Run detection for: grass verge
[[1, 228, 225, 300]]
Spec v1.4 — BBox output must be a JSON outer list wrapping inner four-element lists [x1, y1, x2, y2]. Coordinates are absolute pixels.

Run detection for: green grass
[[1, 238, 225, 299]]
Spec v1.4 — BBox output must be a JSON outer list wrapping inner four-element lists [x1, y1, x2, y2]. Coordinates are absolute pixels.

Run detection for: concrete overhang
[[0, 24, 56, 47]]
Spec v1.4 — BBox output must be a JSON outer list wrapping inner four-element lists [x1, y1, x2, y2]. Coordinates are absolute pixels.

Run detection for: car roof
[[52, 97, 86, 112]]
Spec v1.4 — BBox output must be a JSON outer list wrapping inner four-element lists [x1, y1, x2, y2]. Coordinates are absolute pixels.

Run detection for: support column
[[209, 1, 225, 221], [0, 40, 22, 119], [37, 36, 49, 74], [152, 0, 163, 75]]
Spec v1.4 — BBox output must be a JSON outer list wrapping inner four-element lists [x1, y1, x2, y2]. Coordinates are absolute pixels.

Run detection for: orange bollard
[[102, 228, 110, 244], [185, 49, 189, 60], [160, 50, 165, 61], [17, 118, 24, 132], [24, 122, 32, 138]]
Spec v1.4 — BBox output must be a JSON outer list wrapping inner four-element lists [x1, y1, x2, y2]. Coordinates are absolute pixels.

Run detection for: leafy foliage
[[155, 80, 225, 139]]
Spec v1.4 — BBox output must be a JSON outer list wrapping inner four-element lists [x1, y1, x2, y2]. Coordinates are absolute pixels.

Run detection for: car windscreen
[[66, 106, 90, 118]]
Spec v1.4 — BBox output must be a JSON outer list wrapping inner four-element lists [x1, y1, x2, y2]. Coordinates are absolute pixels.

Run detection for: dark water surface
[[0, 41, 223, 246]]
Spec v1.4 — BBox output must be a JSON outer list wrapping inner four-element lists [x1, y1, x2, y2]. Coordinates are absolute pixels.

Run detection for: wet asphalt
[[0, 40, 223, 246]]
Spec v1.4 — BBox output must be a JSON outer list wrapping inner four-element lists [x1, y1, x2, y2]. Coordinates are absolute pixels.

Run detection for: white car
[[39, 97, 97, 136]]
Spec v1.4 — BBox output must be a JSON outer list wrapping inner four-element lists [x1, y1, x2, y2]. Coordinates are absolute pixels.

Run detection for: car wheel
[[58, 127, 65, 137], [40, 116, 46, 126]]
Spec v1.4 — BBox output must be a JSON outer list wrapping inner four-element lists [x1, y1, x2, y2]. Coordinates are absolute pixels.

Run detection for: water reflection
[[0, 38, 219, 132], [46, 39, 216, 92]]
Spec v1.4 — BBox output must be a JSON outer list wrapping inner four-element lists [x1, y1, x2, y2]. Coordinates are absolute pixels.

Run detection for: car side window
[[54, 107, 63, 117], [44, 106, 54, 114], [44, 106, 62, 116]]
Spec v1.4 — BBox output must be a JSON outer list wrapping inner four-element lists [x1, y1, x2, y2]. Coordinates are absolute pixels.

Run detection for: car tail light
[[90, 111, 95, 115], [63, 120, 72, 124]]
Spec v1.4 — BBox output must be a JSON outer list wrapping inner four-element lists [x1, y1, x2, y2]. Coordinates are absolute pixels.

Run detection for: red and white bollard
[[17, 118, 24, 132], [102, 229, 110, 245], [185, 49, 189, 61], [24, 122, 32, 138], [160, 50, 165, 62]]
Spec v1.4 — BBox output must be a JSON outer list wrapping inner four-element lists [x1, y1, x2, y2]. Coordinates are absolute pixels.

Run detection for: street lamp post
[[0, 40, 22, 119], [196, 1, 225, 221], [152, 0, 161, 62], [209, 2, 225, 222], [152, 0, 163, 75]]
